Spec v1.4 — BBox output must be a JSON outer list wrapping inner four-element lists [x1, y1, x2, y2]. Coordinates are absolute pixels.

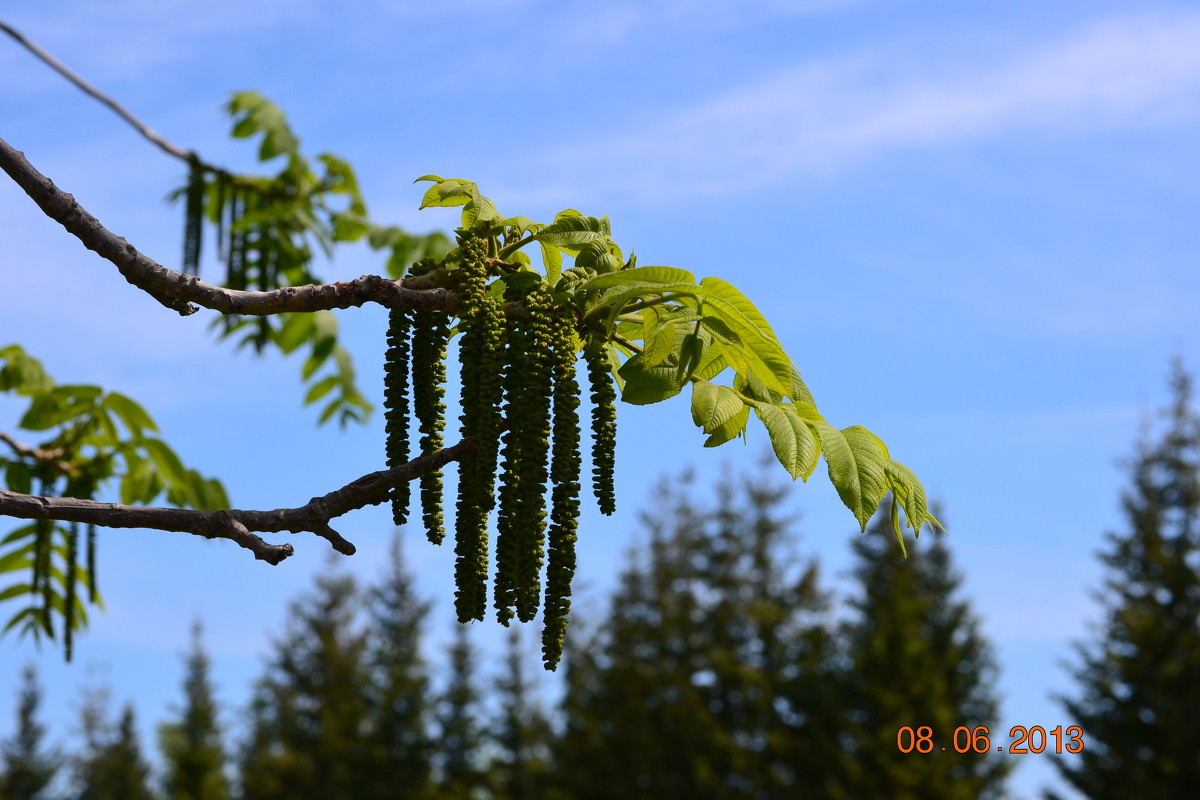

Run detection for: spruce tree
[[557, 468, 839, 799], [72, 698, 156, 800], [487, 628, 553, 800], [238, 569, 371, 800], [1049, 360, 1200, 798], [158, 621, 229, 800], [431, 624, 485, 799], [834, 503, 1010, 800], [361, 534, 436, 800], [0, 665, 60, 800]]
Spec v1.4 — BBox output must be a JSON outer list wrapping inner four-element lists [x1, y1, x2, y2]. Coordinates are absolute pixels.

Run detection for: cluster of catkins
[[181, 161, 308, 349], [383, 231, 617, 669]]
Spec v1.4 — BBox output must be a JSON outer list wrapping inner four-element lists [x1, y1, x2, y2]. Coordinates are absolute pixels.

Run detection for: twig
[[0, 438, 477, 564], [0, 432, 71, 473], [0, 19, 190, 161]]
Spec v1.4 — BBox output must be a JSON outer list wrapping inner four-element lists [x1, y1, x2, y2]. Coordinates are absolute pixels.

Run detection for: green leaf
[[226, 91, 300, 161], [699, 315, 791, 399], [419, 179, 474, 210], [704, 404, 749, 447], [462, 194, 499, 227], [641, 321, 676, 367], [102, 393, 158, 437], [532, 215, 607, 252], [587, 283, 702, 333], [272, 313, 316, 354], [690, 381, 744, 434], [0, 345, 53, 396], [697, 277, 793, 396], [884, 459, 930, 537], [304, 375, 340, 405], [19, 385, 102, 431], [0, 582, 33, 601], [754, 402, 820, 481], [141, 438, 188, 488], [811, 422, 890, 531], [5, 462, 33, 495], [581, 266, 697, 292], [0, 542, 36, 574], [119, 455, 155, 506], [540, 242, 563, 286], [618, 354, 685, 405]]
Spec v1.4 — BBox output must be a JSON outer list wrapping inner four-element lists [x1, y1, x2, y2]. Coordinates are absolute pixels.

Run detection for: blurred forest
[[3, 363, 1199, 800]]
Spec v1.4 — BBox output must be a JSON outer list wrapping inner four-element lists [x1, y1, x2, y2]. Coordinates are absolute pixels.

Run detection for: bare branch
[[0, 432, 71, 473], [0, 19, 190, 161], [0, 438, 477, 564]]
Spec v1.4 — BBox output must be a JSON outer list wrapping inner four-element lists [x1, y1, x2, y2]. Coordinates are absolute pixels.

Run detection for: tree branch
[[0, 432, 71, 474], [0, 19, 191, 162], [0, 438, 476, 565], [0, 135, 467, 317]]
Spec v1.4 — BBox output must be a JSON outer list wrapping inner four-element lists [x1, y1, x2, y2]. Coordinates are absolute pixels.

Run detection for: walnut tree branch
[[0, 437, 476, 565], [0, 137, 538, 321]]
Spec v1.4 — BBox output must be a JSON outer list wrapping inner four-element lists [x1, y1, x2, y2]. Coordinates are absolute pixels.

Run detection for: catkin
[[384, 307, 413, 525], [541, 304, 582, 670], [585, 343, 618, 515], [494, 323, 530, 626], [182, 155, 204, 275], [453, 235, 506, 622], [65, 522, 78, 662], [513, 284, 555, 623], [412, 309, 451, 544]]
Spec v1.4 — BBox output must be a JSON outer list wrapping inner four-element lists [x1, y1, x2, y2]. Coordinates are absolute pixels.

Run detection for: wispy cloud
[[526, 11, 1200, 202]]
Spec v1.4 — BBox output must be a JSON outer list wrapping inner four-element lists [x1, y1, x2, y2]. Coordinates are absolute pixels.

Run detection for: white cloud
[[526, 11, 1200, 202]]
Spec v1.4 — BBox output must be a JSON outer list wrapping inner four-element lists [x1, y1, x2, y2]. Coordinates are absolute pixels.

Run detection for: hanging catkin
[[384, 307, 413, 526], [412, 309, 451, 544]]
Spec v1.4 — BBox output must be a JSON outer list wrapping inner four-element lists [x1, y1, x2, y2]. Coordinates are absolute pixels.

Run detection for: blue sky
[[4, 2, 1200, 796]]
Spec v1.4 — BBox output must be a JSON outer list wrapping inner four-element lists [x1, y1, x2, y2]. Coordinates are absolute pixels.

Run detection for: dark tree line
[[23, 354, 1200, 800], [0, 459, 1007, 800]]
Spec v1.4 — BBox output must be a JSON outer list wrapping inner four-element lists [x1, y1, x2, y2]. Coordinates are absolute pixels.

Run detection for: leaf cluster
[[174, 92, 452, 428], [413, 178, 942, 555], [0, 345, 227, 654]]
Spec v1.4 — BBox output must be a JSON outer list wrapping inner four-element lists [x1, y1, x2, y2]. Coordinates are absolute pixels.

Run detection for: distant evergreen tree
[[361, 534, 436, 800], [238, 569, 371, 800], [1049, 361, 1200, 798], [0, 665, 61, 800], [833, 503, 1010, 800], [487, 628, 553, 800], [431, 624, 486, 799], [557, 467, 838, 799], [72, 696, 156, 800], [158, 621, 229, 800]]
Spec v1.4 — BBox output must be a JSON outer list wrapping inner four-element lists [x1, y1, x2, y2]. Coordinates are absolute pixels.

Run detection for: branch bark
[[0, 438, 476, 564]]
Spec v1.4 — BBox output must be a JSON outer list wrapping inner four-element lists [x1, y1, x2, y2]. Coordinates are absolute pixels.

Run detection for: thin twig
[[0, 432, 71, 473], [0, 438, 477, 564], [0, 19, 190, 161]]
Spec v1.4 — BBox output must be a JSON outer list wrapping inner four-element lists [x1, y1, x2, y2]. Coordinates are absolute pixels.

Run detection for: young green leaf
[[811, 422, 890, 530], [754, 402, 820, 481], [704, 404, 749, 447], [102, 393, 158, 437], [618, 354, 685, 405], [581, 266, 697, 292], [690, 381, 744, 435]]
